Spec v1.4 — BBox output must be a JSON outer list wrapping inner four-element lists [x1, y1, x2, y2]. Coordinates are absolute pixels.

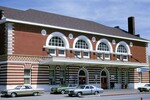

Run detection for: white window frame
[[104, 53, 110, 60], [83, 52, 89, 58], [122, 55, 128, 61], [49, 49, 56, 56], [75, 51, 81, 58], [24, 69, 31, 85], [117, 55, 122, 61], [117, 55, 128, 61], [97, 53, 103, 60], [58, 49, 66, 57]]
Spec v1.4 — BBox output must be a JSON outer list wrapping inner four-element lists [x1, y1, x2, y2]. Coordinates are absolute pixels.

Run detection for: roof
[[0, 6, 148, 42]]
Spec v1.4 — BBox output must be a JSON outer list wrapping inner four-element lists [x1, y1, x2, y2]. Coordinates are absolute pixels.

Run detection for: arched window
[[117, 45, 127, 53], [79, 70, 86, 76], [73, 35, 92, 59], [97, 42, 110, 60], [49, 36, 64, 47], [115, 41, 131, 61], [98, 42, 109, 51], [75, 40, 88, 49], [101, 71, 107, 76], [75, 39, 89, 58], [96, 39, 112, 60], [45, 32, 70, 57]]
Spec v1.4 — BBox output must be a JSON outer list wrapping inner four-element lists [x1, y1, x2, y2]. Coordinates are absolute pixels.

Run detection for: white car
[[67, 85, 104, 97], [137, 84, 150, 92]]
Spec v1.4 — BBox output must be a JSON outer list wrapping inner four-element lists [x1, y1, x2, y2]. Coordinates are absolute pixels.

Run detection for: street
[[1, 93, 150, 100]]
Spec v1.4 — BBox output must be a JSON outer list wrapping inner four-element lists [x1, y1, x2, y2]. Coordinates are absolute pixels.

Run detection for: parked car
[[67, 84, 104, 97], [137, 84, 150, 92], [50, 84, 78, 94], [1, 85, 44, 97]]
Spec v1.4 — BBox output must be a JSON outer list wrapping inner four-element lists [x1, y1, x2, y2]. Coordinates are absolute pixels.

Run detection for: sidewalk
[[101, 89, 141, 96]]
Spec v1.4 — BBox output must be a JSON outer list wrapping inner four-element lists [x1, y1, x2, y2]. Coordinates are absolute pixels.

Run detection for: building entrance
[[79, 70, 86, 85], [101, 70, 108, 89], [101, 77, 107, 89], [79, 77, 86, 84]]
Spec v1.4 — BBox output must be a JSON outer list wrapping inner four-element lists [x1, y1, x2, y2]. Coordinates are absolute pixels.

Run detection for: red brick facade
[[0, 7, 149, 91]]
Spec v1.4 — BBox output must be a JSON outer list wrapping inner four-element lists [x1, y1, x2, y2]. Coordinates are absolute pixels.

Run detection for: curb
[[101, 92, 150, 97]]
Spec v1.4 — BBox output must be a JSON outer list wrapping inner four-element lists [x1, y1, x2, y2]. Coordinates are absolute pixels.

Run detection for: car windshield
[[14, 86, 22, 90], [145, 84, 150, 87], [78, 85, 85, 89]]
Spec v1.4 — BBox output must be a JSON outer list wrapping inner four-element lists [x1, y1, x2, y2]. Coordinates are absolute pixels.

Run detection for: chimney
[[0, 10, 4, 19], [128, 16, 135, 35]]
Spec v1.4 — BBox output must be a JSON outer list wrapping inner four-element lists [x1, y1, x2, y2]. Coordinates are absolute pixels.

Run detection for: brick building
[[0, 6, 149, 91]]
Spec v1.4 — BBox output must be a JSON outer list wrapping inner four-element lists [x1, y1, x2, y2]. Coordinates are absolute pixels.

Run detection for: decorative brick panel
[[5, 23, 14, 54]]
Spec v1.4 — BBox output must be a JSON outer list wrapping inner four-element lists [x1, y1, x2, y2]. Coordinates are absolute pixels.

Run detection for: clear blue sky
[[0, 0, 149, 54]]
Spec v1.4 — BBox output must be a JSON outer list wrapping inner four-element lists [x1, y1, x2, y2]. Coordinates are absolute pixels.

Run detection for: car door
[[18, 86, 26, 95], [90, 86, 95, 94], [20, 86, 32, 95], [24, 86, 33, 95], [84, 86, 91, 94]]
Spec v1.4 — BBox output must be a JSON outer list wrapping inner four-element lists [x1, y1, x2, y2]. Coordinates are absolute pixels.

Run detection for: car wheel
[[33, 92, 38, 96], [61, 90, 65, 94], [77, 92, 82, 97], [94, 91, 98, 95], [139, 89, 143, 92], [68, 94, 72, 97], [11, 92, 17, 97]]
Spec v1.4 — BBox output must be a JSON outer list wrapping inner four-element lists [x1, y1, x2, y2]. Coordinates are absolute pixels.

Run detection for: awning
[[39, 57, 149, 68]]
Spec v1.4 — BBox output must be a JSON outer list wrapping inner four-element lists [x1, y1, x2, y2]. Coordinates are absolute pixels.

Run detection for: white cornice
[[0, 18, 149, 43]]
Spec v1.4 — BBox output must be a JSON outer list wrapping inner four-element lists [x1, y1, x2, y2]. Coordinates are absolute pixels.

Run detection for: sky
[[0, 0, 150, 55]]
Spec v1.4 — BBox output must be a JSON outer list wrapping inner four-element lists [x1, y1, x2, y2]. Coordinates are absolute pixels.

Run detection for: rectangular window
[[75, 51, 81, 58], [97, 53, 103, 60], [104, 54, 110, 60], [117, 55, 122, 61], [138, 72, 142, 83], [24, 69, 31, 84], [58, 50, 65, 57], [83, 52, 89, 58], [49, 49, 56, 56], [123, 55, 128, 61]]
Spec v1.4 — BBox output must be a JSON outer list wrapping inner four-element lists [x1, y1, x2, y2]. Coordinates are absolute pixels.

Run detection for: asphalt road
[[1, 93, 150, 100]]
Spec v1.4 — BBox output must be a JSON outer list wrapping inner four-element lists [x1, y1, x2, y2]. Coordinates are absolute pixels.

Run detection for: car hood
[[68, 88, 83, 91]]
